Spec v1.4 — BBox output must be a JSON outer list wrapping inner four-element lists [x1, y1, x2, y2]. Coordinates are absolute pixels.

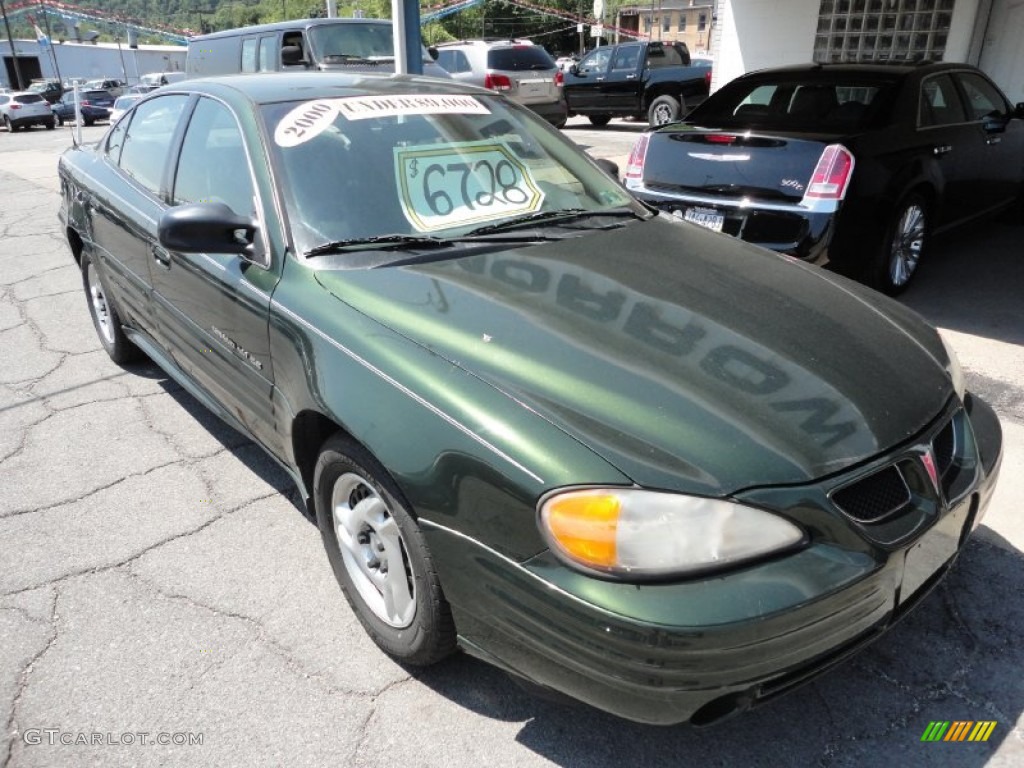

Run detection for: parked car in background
[[126, 84, 160, 95], [562, 40, 711, 126], [186, 18, 450, 79], [28, 78, 65, 104], [108, 93, 144, 124], [625, 62, 1024, 294], [435, 39, 567, 127], [0, 91, 56, 131], [51, 89, 115, 126], [58, 72, 1002, 726], [139, 71, 186, 87], [51, 92, 113, 126], [83, 78, 125, 98]]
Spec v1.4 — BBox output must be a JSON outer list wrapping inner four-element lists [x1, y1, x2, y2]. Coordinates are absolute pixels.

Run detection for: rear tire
[[314, 434, 456, 666], [4, 116, 13, 132], [588, 115, 611, 127], [81, 251, 141, 364], [872, 193, 928, 295], [648, 95, 682, 127]]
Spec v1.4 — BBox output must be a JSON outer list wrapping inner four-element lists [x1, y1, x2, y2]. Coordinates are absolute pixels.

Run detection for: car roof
[[189, 16, 390, 41], [158, 72, 490, 106], [742, 61, 975, 79]]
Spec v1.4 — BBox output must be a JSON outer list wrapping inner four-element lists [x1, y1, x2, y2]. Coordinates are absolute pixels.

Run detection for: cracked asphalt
[[1, 122, 1021, 767]]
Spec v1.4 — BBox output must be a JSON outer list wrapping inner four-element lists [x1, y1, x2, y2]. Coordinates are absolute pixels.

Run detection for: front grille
[[831, 465, 911, 523]]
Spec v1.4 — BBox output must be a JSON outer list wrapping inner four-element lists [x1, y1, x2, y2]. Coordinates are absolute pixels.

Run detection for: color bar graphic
[[920, 721, 997, 742]]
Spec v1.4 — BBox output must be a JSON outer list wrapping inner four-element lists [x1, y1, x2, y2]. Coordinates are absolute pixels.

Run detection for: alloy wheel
[[888, 202, 925, 288], [85, 261, 115, 345]]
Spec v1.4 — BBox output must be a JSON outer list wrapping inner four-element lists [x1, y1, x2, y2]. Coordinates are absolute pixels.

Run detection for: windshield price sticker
[[334, 94, 491, 121], [275, 100, 340, 147], [395, 140, 545, 232]]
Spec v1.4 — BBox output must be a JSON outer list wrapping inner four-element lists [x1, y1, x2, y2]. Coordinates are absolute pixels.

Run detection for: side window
[[919, 75, 967, 127], [241, 38, 258, 73], [645, 44, 683, 69], [281, 31, 306, 67], [258, 35, 277, 72], [611, 45, 641, 72], [117, 95, 189, 194], [172, 98, 255, 219], [436, 50, 469, 74], [106, 111, 131, 163], [578, 48, 611, 75], [956, 72, 1009, 121]]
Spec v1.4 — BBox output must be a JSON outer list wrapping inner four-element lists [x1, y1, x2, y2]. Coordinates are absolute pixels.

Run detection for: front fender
[[268, 260, 630, 562]]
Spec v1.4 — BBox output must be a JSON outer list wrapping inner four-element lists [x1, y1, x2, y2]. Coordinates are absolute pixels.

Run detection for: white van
[[186, 18, 449, 79], [139, 71, 187, 87]]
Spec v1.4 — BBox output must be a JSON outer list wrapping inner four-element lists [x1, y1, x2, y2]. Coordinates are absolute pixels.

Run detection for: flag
[[33, 22, 50, 48]]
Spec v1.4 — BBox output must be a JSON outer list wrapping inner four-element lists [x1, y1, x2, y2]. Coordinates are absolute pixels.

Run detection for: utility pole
[[0, 0, 25, 89]]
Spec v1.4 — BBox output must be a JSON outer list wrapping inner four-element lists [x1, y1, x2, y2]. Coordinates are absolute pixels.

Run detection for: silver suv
[[435, 39, 567, 127], [0, 92, 56, 131]]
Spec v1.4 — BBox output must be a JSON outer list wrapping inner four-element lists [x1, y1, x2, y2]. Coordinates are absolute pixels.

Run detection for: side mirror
[[1015, 102, 1024, 119], [569, 64, 580, 76], [428, 46, 439, 61], [158, 202, 258, 258], [281, 45, 306, 67]]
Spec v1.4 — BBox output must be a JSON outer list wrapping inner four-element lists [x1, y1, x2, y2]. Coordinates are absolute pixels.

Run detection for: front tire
[[588, 115, 611, 127], [314, 434, 456, 666], [81, 251, 140, 364], [872, 193, 928, 295], [648, 95, 681, 127]]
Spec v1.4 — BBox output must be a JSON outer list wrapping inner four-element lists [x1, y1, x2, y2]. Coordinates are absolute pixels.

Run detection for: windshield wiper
[[461, 208, 644, 237], [305, 234, 453, 257]]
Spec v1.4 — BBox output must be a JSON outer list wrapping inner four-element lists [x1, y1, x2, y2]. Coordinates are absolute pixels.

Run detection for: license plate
[[517, 81, 547, 98], [683, 207, 725, 232], [899, 504, 969, 605]]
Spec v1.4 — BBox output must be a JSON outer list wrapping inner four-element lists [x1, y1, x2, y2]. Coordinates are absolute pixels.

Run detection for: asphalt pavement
[[1, 119, 1021, 767]]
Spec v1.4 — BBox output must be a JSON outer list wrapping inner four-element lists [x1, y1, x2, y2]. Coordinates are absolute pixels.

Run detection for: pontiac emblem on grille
[[921, 448, 940, 494]]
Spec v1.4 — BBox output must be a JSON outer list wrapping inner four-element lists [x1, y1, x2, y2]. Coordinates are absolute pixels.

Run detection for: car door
[[950, 70, 1024, 214], [150, 95, 280, 448], [915, 73, 976, 227], [87, 94, 190, 336], [562, 47, 613, 113], [601, 43, 644, 113]]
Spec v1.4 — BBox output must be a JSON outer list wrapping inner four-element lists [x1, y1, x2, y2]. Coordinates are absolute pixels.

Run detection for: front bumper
[[628, 182, 838, 264], [424, 394, 1002, 725]]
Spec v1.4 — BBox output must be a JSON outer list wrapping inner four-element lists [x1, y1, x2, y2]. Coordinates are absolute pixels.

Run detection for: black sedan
[[624, 62, 1024, 294], [51, 90, 115, 126], [58, 73, 1001, 725]]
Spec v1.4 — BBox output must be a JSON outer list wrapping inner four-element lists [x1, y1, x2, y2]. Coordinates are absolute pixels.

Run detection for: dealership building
[[1, 39, 186, 89]]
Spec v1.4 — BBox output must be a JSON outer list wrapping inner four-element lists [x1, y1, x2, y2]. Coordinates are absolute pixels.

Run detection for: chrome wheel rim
[[651, 103, 673, 126], [331, 472, 415, 628], [85, 262, 115, 345], [889, 203, 925, 288]]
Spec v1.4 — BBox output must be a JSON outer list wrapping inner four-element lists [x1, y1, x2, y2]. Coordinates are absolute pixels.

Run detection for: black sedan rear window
[[692, 77, 897, 130], [487, 47, 556, 71]]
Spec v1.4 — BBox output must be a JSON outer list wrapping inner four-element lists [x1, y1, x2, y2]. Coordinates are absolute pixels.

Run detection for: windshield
[[307, 23, 431, 62], [690, 75, 898, 130], [262, 92, 639, 257]]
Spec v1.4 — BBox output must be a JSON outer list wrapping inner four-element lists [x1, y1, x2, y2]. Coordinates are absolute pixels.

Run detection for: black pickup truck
[[562, 41, 711, 127]]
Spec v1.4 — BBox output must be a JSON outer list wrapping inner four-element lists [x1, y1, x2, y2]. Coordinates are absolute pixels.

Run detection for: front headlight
[[939, 332, 966, 401], [539, 488, 805, 579]]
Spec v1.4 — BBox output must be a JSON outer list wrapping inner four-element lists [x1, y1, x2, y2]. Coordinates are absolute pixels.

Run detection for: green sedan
[[58, 73, 1002, 726]]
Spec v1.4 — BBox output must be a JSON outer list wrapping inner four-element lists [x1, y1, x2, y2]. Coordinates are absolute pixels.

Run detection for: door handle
[[932, 144, 953, 156], [986, 136, 1001, 145], [626, 74, 637, 80], [151, 245, 171, 268]]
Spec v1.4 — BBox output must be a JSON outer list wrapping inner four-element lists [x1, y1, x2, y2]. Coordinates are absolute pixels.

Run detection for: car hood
[[314, 217, 953, 496]]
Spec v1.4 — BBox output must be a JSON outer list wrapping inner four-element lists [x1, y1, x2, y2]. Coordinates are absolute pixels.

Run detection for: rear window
[[487, 47, 556, 72], [82, 90, 111, 100], [14, 94, 45, 104], [691, 76, 897, 130]]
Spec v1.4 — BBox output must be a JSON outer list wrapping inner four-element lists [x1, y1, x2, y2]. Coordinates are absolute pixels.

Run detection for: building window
[[663, 14, 672, 33], [814, 0, 954, 63], [698, 13, 707, 31], [680, 14, 687, 33]]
